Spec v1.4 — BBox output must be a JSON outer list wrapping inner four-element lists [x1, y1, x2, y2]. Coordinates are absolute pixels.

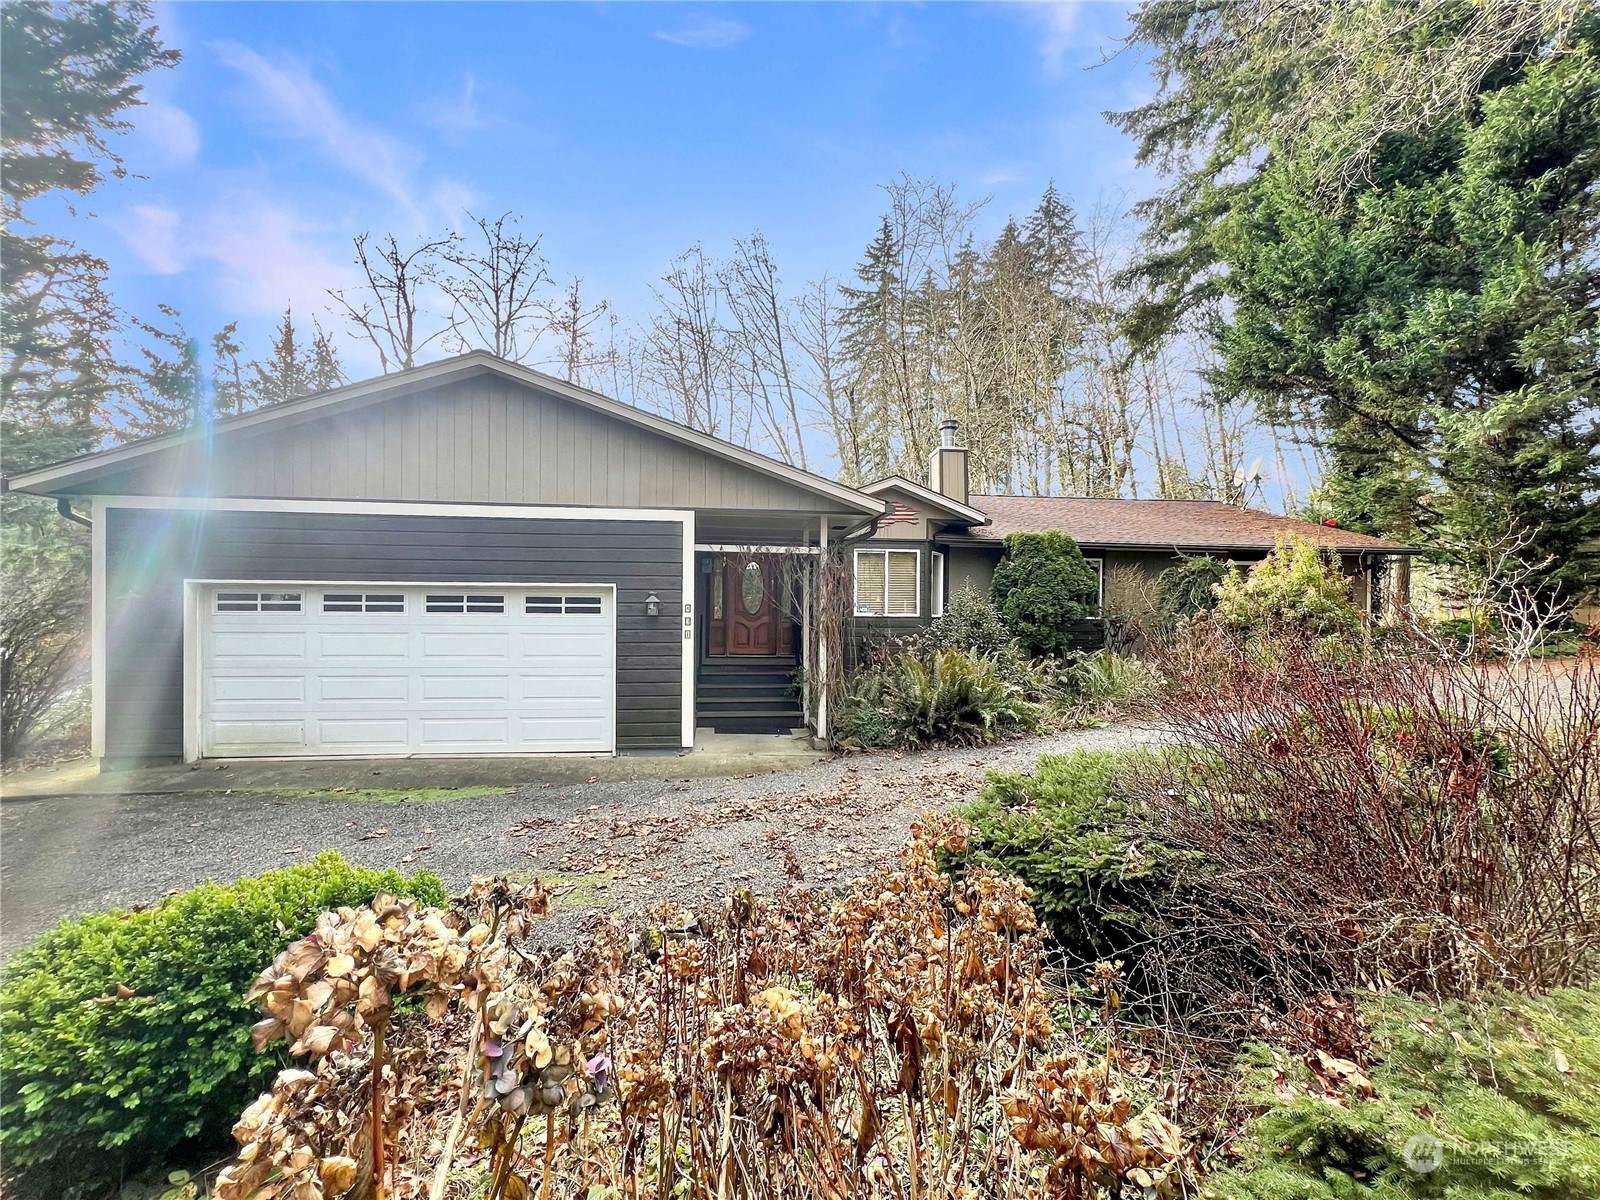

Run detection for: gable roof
[[4, 351, 885, 515], [860, 475, 990, 525], [961, 495, 1415, 555]]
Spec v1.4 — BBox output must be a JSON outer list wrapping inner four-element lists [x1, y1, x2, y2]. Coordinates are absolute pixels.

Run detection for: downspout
[[57, 498, 92, 528]]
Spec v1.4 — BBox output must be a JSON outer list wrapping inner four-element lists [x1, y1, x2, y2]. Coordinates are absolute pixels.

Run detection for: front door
[[725, 557, 775, 654]]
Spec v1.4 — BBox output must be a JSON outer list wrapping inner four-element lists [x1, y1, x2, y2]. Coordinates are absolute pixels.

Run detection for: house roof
[[959, 495, 1416, 555], [3, 351, 886, 516], [860, 475, 990, 525]]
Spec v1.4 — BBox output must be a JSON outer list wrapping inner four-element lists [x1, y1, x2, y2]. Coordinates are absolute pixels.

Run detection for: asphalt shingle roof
[[964, 495, 1413, 554]]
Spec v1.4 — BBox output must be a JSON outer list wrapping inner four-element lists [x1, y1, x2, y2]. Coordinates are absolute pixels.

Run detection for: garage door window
[[525, 595, 605, 615], [215, 590, 302, 613], [424, 593, 506, 614], [323, 592, 406, 614]]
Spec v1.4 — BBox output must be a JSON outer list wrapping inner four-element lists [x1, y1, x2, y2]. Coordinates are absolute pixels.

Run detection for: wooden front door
[[725, 557, 776, 655]]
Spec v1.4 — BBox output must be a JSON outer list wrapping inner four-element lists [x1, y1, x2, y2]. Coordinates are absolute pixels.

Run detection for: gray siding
[[94, 374, 829, 512], [104, 508, 683, 760], [947, 546, 998, 598]]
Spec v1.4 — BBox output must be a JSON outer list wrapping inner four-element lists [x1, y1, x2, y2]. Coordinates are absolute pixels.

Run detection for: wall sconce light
[[645, 592, 661, 617]]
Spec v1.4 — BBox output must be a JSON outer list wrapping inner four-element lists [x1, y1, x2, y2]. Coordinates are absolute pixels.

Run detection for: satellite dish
[[1231, 466, 1246, 487], [1247, 456, 1265, 482]]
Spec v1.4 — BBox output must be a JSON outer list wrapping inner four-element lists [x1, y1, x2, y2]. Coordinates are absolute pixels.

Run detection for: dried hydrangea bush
[[216, 819, 1195, 1200]]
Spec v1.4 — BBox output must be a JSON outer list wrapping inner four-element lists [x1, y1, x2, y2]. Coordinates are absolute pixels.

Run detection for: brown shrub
[[216, 821, 1198, 1200], [1139, 618, 1600, 1001]]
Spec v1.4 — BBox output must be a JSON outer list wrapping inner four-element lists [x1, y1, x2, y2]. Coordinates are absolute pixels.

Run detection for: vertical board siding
[[103, 508, 684, 760], [93, 374, 830, 511]]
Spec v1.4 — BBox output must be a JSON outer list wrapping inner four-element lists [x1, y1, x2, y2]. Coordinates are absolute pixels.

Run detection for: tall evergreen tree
[[246, 307, 344, 409], [838, 217, 904, 480], [122, 304, 203, 437], [1115, 0, 1599, 597], [1, 0, 178, 473], [210, 322, 245, 417]]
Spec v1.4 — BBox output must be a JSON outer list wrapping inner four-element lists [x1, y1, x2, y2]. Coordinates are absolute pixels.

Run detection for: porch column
[[801, 530, 814, 725], [817, 517, 830, 741]]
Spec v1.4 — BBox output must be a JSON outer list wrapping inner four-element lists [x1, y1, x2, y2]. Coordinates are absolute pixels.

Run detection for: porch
[[693, 548, 818, 734]]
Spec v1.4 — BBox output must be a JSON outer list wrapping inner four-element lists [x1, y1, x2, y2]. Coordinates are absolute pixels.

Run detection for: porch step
[[696, 659, 802, 734], [702, 710, 807, 735]]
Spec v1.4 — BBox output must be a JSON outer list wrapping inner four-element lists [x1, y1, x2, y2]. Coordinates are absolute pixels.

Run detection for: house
[[4, 353, 1412, 767]]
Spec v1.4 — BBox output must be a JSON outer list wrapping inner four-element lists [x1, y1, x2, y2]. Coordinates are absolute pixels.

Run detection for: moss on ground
[[502, 869, 617, 908], [270, 785, 514, 804]]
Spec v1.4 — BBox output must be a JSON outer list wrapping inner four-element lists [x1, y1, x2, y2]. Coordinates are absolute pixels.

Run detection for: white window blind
[[854, 549, 920, 616], [931, 552, 945, 617]]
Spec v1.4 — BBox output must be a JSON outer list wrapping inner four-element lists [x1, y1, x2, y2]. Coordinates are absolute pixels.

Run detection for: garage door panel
[[316, 719, 412, 750], [420, 632, 512, 659], [319, 632, 411, 658], [419, 674, 511, 702], [200, 584, 615, 756], [211, 675, 306, 703], [517, 718, 610, 744], [520, 674, 610, 700], [316, 675, 410, 703], [211, 631, 307, 660], [208, 719, 307, 749], [419, 717, 512, 749]]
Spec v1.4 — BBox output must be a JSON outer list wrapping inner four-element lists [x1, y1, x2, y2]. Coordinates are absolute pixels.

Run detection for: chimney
[[929, 419, 969, 508]]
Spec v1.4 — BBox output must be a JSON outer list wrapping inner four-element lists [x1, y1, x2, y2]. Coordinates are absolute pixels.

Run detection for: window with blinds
[[854, 548, 920, 616]]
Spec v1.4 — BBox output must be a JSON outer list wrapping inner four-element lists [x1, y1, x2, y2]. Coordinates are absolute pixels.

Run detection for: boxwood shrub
[[0, 852, 445, 1198]]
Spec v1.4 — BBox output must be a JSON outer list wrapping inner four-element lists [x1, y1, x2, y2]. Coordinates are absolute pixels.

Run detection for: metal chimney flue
[[929, 420, 969, 508]]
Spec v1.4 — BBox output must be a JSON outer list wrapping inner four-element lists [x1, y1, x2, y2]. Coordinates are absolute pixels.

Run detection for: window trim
[[853, 547, 922, 618], [930, 552, 945, 618], [214, 590, 303, 614], [322, 591, 406, 614], [1083, 557, 1105, 616], [423, 593, 507, 614]]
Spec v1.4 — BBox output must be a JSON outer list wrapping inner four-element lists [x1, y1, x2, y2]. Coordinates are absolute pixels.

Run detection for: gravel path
[[1, 723, 1164, 956]]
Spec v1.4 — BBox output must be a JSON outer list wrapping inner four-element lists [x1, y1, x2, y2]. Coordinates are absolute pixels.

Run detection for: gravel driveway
[[1, 723, 1163, 956]]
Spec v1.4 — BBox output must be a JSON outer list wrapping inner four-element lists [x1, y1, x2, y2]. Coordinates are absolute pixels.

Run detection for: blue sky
[[74, 1, 1155, 375]]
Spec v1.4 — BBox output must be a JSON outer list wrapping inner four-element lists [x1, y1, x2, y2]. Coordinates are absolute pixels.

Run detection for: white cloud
[[213, 41, 426, 217], [117, 188, 357, 322], [200, 192, 358, 318], [430, 179, 481, 226], [119, 204, 186, 274], [429, 72, 489, 135], [653, 15, 750, 50], [139, 101, 201, 165], [1017, 1, 1084, 74]]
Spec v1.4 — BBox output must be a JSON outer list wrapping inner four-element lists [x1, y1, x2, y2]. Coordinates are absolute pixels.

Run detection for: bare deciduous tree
[[329, 231, 458, 373], [439, 212, 551, 363], [721, 234, 808, 467], [544, 277, 611, 386]]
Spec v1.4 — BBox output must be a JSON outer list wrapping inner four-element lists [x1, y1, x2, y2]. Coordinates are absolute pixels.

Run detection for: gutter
[[57, 498, 92, 528], [933, 534, 1421, 556]]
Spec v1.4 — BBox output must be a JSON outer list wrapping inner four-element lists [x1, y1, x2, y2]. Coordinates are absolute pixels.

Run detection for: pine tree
[[1022, 182, 1086, 300], [838, 217, 904, 480], [306, 320, 345, 394], [1, 0, 178, 471], [247, 307, 314, 408], [210, 322, 245, 417], [122, 304, 203, 437]]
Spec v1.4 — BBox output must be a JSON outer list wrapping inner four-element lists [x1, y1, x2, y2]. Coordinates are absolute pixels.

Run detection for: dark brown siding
[[103, 508, 683, 760]]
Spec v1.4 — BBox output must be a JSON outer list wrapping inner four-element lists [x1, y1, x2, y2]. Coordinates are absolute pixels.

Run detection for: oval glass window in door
[[741, 561, 765, 614]]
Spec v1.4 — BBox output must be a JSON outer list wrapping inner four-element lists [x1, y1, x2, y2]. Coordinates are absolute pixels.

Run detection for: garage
[[196, 583, 616, 757]]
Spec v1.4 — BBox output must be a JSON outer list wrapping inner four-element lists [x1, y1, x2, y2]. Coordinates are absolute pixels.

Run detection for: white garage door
[[198, 584, 615, 757]]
